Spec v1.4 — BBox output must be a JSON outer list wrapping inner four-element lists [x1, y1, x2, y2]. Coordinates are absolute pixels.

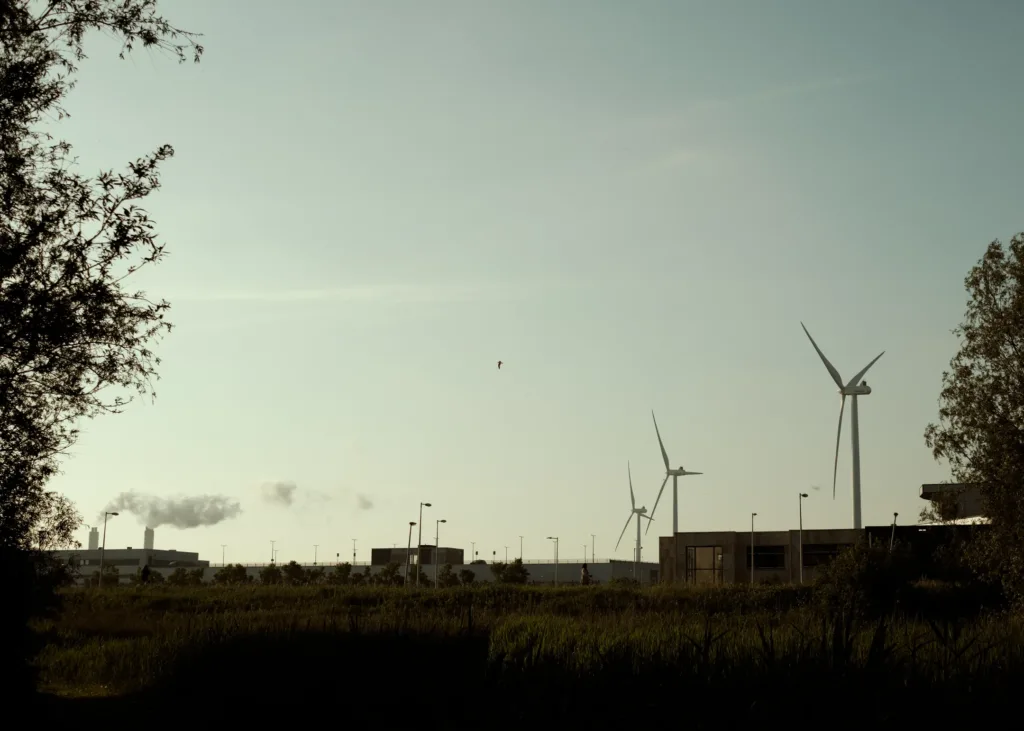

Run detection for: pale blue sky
[[48, 0, 1024, 564]]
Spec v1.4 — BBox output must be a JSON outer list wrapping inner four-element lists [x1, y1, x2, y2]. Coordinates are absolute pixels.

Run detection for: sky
[[44, 0, 1024, 566]]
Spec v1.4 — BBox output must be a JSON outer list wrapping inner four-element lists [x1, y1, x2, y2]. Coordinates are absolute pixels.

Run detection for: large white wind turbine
[[615, 462, 653, 579], [647, 411, 702, 536], [801, 322, 885, 530]]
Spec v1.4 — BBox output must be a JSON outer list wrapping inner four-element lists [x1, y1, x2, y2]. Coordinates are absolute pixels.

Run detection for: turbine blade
[[643, 513, 655, 535], [844, 351, 885, 390], [684, 471, 703, 476], [628, 461, 635, 510], [652, 410, 671, 470], [833, 395, 846, 500], [801, 322, 844, 389], [615, 513, 632, 551], [648, 474, 670, 522]]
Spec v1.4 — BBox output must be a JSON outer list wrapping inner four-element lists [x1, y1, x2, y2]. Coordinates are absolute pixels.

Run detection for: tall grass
[[34, 583, 1021, 723]]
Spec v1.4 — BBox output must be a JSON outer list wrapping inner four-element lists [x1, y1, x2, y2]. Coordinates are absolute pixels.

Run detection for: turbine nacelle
[[840, 381, 871, 396]]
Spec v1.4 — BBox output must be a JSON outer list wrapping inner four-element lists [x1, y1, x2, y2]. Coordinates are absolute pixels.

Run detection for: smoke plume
[[262, 481, 297, 506], [102, 492, 242, 529], [356, 493, 374, 510]]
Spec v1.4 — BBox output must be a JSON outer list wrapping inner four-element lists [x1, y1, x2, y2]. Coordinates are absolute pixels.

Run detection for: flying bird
[[497, 360, 503, 369]]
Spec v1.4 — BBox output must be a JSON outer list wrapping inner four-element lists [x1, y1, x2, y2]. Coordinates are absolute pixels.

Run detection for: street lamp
[[591, 534, 596, 564], [434, 518, 447, 588], [547, 536, 559, 586], [750, 513, 757, 585], [352, 538, 357, 565], [98, 511, 118, 588], [270, 540, 275, 564], [519, 535, 523, 560], [406, 521, 416, 586], [471, 542, 476, 566], [890, 512, 898, 552], [798, 493, 809, 584], [313, 544, 319, 566], [417, 502, 431, 587], [221, 544, 227, 566], [505, 545, 508, 562]]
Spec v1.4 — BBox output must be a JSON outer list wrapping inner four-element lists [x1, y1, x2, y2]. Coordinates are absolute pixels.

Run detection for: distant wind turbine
[[616, 462, 654, 580], [648, 411, 702, 536], [801, 322, 885, 530]]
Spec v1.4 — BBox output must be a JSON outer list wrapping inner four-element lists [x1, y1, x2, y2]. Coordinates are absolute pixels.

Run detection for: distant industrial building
[[50, 527, 208, 584], [659, 483, 989, 585], [920, 483, 984, 520], [372, 545, 465, 567]]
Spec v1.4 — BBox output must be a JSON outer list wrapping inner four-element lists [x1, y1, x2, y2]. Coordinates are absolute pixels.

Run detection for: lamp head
[[800, 493, 808, 498], [409, 521, 416, 526], [423, 502, 432, 507], [108, 512, 119, 517], [439, 518, 447, 524]]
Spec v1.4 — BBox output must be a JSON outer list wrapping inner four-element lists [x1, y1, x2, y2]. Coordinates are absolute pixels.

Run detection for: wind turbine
[[616, 462, 654, 580], [800, 322, 885, 530], [648, 411, 702, 536]]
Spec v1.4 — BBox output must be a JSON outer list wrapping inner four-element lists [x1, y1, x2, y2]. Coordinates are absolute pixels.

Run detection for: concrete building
[[373, 545, 464, 567], [920, 483, 984, 519], [659, 528, 862, 585], [51, 547, 209, 584]]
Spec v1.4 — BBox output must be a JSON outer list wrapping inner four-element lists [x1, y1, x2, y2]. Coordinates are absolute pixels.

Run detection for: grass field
[[31, 581, 1021, 726]]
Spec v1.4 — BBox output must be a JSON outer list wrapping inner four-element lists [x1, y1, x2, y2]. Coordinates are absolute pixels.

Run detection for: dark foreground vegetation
[[30, 553, 1020, 727]]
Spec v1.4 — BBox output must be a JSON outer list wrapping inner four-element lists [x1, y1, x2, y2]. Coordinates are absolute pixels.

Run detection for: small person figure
[[580, 563, 591, 586], [140, 564, 151, 584]]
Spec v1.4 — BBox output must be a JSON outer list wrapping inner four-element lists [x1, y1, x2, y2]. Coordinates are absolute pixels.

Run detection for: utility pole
[[406, 521, 416, 586], [519, 535, 523, 560], [591, 534, 596, 563], [798, 494, 808, 584], [890, 512, 898, 552], [313, 544, 319, 566], [221, 544, 226, 566], [547, 536, 559, 586], [417, 502, 431, 587], [750, 513, 757, 584], [352, 538, 357, 565], [505, 546, 508, 562], [270, 540, 275, 564], [434, 519, 447, 588], [98, 512, 118, 588]]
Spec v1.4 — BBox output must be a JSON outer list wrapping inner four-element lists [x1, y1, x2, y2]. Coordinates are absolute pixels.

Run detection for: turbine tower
[[616, 462, 654, 580], [801, 322, 885, 530], [648, 411, 702, 536]]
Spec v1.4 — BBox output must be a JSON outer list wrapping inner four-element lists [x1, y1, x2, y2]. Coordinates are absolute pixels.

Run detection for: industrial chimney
[[88, 527, 99, 551], [144, 526, 154, 550]]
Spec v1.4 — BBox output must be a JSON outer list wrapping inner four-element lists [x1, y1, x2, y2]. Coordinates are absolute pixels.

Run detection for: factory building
[[50, 527, 209, 584], [658, 483, 989, 585], [372, 545, 465, 567]]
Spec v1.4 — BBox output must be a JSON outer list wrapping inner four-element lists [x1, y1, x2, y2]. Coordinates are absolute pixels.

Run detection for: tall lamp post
[[750, 513, 757, 585], [270, 540, 275, 564], [351, 538, 357, 566], [518, 535, 523, 560], [98, 511, 118, 588], [417, 502, 431, 587], [221, 544, 226, 566], [890, 512, 898, 552], [406, 521, 416, 586], [591, 534, 596, 563], [313, 544, 319, 566], [547, 536, 559, 586], [434, 518, 447, 588], [798, 493, 809, 584]]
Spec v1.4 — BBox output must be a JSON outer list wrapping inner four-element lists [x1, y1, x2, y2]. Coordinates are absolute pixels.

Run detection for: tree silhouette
[[925, 233, 1024, 597]]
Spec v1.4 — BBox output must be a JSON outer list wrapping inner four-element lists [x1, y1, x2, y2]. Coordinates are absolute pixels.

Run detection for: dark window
[[746, 545, 786, 569], [685, 546, 723, 584], [801, 543, 850, 567]]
